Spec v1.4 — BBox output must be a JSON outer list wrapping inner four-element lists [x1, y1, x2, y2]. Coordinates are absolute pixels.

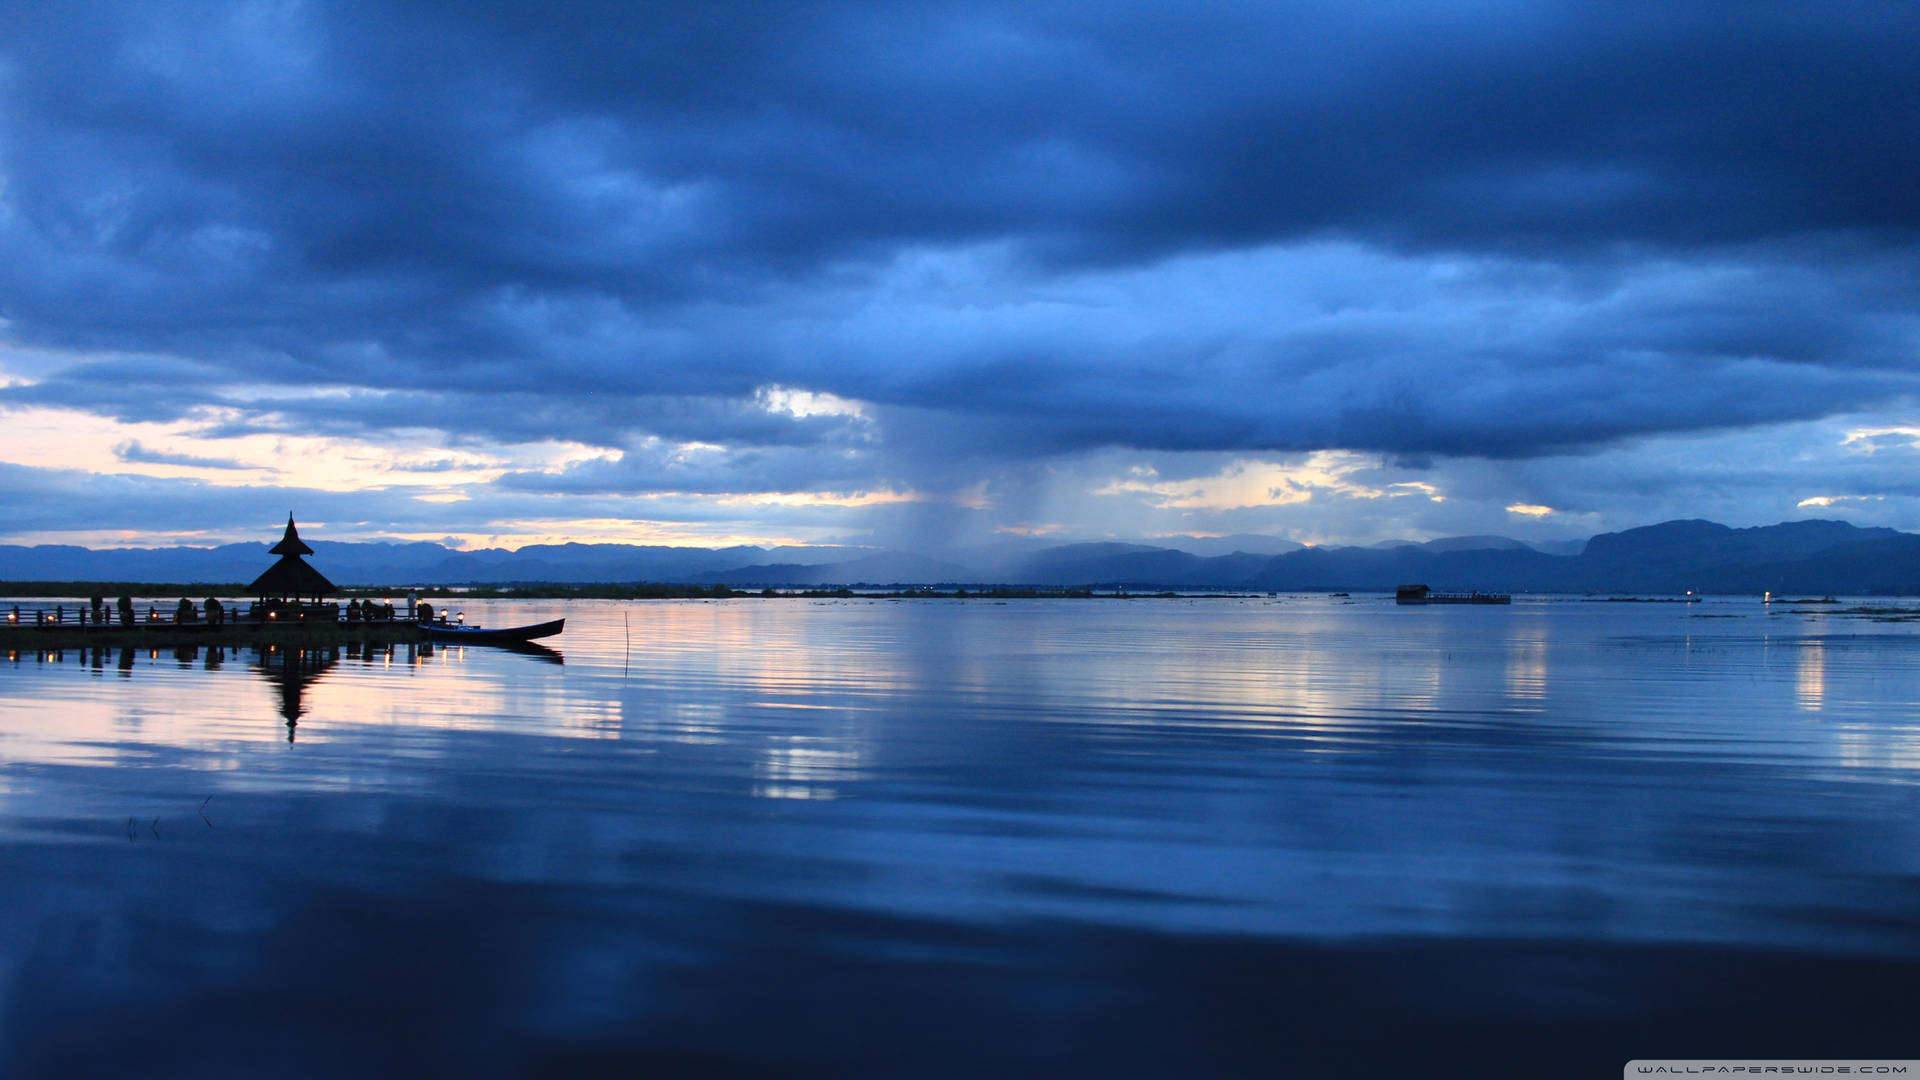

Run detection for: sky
[[1, 1, 1917, 553]]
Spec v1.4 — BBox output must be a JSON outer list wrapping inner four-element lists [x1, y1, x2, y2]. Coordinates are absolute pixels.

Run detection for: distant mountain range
[[4, 519, 1918, 595]]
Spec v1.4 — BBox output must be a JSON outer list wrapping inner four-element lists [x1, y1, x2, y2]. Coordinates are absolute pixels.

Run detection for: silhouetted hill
[[0, 539, 812, 587], [1572, 520, 1907, 594], [1644, 533, 1920, 595], [1155, 534, 1307, 558], [699, 552, 974, 587], [1003, 545, 1206, 585], [3, 519, 1914, 594], [1585, 518, 1897, 567], [1242, 545, 1572, 593], [1419, 535, 1537, 553]]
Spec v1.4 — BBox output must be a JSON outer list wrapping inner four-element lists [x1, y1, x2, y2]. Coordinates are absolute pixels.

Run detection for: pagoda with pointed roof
[[247, 515, 337, 604]]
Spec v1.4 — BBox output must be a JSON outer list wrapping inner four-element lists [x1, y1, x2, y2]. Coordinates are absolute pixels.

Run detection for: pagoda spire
[[269, 513, 314, 557], [249, 514, 335, 601]]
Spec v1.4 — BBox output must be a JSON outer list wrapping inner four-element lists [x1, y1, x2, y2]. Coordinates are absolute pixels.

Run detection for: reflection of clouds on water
[[1834, 723, 1920, 779], [0, 635, 578, 771], [597, 601, 892, 793], [1505, 639, 1549, 706], [1796, 641, 1826, 714], [645, 702, 726, 744], [6, 597, 1920, 1079], [754, 733, 868, 801], [8, 600, 1920, 925]]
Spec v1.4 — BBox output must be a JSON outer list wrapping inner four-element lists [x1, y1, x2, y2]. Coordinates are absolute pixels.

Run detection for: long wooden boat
[[422, 617, 565, 643]]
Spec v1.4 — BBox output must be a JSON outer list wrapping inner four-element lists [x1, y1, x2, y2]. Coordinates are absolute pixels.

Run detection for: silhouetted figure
[[205, 597, 224, 627], [176, 597, 196, 624], [117, 596, 134, 627], [417, 601, 434, 625], [346, 598, 362, 623]]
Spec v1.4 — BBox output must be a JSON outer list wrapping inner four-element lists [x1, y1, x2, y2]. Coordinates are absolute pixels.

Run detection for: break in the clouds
[[0, 1, 1916, 549]]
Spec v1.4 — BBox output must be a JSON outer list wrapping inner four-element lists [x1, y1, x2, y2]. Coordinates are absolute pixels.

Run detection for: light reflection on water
[[3, 595, 1920, 1075]]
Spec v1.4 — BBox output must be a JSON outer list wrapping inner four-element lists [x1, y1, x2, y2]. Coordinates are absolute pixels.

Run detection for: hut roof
[[247, 555, 336, 598], [269, 514, 314, 557]]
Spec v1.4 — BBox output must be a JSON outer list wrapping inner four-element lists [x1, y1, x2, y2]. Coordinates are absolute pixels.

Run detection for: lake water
[[3, 595, 1918, 1076]]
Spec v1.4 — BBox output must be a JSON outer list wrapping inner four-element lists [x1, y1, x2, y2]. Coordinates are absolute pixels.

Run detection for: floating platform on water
[[1394, 584, 1512, 605], [2, 612, 567, 652], [0, 618, 430, 652]]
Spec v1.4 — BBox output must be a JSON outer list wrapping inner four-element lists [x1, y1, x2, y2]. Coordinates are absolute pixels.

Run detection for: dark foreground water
[[3, 596, 1918, 1077]]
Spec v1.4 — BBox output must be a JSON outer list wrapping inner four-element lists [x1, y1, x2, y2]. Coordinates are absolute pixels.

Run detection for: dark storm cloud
[[1, 0, 1917, 475]]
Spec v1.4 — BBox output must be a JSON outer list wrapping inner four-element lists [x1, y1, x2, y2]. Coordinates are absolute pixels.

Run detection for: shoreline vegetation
[[7, 581, 1914, 603], [5, 581, 1915, 604], [0, 581, 1136, 603]]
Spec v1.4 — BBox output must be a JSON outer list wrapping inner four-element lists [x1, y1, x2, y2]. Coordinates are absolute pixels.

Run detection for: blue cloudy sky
[[1, 1, 1916, 552]]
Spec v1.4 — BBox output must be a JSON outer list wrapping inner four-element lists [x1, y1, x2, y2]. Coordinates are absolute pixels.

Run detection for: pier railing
[[4, 600, 418, 631]]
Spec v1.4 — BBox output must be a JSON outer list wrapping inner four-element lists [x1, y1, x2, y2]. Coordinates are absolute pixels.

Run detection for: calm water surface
[[3, 596, 1918, 1076]]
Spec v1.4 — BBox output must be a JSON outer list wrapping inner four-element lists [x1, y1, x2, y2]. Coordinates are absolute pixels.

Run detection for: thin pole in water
[[623, 608, 630, 680]]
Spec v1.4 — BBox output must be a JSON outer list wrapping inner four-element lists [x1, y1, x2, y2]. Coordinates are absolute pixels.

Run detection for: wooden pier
[[2, 602, 429, 650]]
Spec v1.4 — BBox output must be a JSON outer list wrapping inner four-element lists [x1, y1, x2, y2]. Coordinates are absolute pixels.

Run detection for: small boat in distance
[[422, 617, 565, 643], [1395, 584, 1511, 605]]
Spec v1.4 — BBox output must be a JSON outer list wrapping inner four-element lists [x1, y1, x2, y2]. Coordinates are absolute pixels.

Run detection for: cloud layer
[[1, 2, 1916, 547]]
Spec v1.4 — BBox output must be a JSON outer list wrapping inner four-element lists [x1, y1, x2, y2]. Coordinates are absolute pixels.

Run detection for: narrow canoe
[[422, 617, 565, 643]]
